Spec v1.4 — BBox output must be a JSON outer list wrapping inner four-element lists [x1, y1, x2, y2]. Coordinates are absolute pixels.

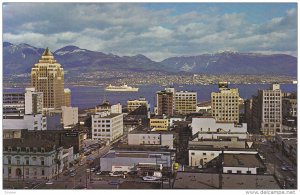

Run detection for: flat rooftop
[[97, 113, 122, 119], [223, 153, 264, 168], [173, 172, 280, 189], [129, 126, 175, 135]]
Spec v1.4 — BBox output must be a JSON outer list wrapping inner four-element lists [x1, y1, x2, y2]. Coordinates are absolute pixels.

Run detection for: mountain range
[[3, 42, 297, 76]]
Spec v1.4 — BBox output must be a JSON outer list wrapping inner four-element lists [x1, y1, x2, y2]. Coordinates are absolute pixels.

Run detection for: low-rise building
[[128, 126, 174, 149], [173, 172, 281, 189], [100, 150, 173, 172], [150, 117, 169, 131], [3, 114, 47, 131], [3, 138, 65, 180], [222, 153, 266, 175], [95, 101, 122, 114], [188, 147, 257, 167], [191, 117, 247, 136], [127, 97, 150, 118], [92, 113, 123, 142]]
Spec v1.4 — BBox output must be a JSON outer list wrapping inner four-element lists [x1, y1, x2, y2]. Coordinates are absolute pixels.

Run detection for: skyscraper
[[211, 82, 240, 123], [31, 48, 65, 109], [255, 84, 282, 136], [156, 90, 174, 116], [175, 91, 197, 115]]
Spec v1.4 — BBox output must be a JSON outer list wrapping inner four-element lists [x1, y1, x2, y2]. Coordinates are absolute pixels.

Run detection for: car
[[86, 168, 91, 172], [96, 171, 102, 175], [45, 181, 54, 185], [91, 167, 96, 172], [70, 172, 77, 177], [109, 171, 123, 177], [142, 176, 159, 181], [281, 166, 288, 171]]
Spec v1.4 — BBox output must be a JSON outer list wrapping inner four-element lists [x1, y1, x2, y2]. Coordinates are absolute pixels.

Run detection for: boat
[[105, 84, 139, 92]]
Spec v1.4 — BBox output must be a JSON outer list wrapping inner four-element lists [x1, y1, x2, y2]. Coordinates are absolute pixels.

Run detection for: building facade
[[25, 88, 43, 115], [156, 90, 174, 116], [92, 113, 124, 142], [149, 117, 169, 131], [256, 84, 282, 136], [211, 82, 240, 123], [3, 114, 47, 131], [31, 48, 65, 109], [61, 106, 78, 127], [3, 139, 64, 180], [175, 91, 197, 115], [3, 93, 25, 117], [128, 128, 174, 149], [191, 117, 247, 136]]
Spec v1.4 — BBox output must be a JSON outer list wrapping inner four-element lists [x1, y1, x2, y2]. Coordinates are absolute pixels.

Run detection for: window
[[246, 170, 251, 174], [227, 170, 232, 174], [237, 170, 242, 174], [41, 157, 44, 166], [203, 153, 206, 156], [42, 169, 45, 176], [191, 152, 195, 155], [8, 167, 11, 174], [7, 156, 11, 164], [25, 168, 29, 175], [25, 157, 29, 165]]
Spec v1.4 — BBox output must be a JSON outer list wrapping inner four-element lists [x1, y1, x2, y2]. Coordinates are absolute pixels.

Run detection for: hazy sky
[[3, 3, 297, 61]]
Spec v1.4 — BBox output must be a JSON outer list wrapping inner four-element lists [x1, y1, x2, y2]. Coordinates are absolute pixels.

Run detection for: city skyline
[[3, 2, 297, 61]]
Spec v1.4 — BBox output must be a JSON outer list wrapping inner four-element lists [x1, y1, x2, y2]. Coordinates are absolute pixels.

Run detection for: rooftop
[[223, 153, 264, 168], [129, 126, 175, 135], [96, 113, 122, 119], [173, 172, 280, 189]]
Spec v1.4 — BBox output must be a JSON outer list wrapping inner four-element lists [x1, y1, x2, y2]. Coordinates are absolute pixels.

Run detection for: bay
[[4, 84, 297, 110]]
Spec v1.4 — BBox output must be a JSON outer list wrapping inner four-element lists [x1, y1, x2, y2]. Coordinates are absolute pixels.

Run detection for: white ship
[[105, 84, 139, 92]]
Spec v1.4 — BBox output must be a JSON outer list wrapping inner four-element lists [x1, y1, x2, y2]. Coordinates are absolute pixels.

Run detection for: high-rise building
[[31, 48, 65, 109], [175, 91, 197, 114], [156, 90, 174, 116], [64, 88, 71, 107], [256, 84, 282, 136], [211, 82, 240, 123]]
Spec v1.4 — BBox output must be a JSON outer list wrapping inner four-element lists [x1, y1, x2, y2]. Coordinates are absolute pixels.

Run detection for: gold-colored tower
[[31, 48, 65, 109]]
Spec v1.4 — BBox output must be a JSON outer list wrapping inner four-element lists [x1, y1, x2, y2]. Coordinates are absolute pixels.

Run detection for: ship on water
[[105, 84, 139, 92]]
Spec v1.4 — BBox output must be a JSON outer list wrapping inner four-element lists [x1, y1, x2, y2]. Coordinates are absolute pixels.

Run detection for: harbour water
[[4, 84, 297, 110]]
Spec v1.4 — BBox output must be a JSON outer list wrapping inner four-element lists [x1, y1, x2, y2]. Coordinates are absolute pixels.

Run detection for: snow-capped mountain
[[3, 42, 297, 76]]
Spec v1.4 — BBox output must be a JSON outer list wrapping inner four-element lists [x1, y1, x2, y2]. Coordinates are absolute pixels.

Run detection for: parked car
[[143, 176, 159, 181], [96, 171, 102, 175], [46, 181, 54, 185], [70, 172, 76, 177], [109, 171, 123, 177], [281, 166, 288, 171]]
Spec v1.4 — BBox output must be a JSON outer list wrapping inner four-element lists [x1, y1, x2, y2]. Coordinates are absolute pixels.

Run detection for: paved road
[[37, 145, 110, 189], [256, 140, 297, 189]]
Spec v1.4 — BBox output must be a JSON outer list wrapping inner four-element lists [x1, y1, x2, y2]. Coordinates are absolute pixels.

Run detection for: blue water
[[4, 84, 297, 110]]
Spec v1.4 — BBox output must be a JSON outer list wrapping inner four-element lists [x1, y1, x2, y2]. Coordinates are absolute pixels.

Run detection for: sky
[[3, 2, 298, 61]]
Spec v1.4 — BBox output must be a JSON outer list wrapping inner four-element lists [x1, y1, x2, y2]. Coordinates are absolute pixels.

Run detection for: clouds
[[3, 3, 297, 61]]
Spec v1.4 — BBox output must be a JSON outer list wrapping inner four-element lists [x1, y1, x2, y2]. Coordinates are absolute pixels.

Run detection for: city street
[[256, 140, 297, 189]]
